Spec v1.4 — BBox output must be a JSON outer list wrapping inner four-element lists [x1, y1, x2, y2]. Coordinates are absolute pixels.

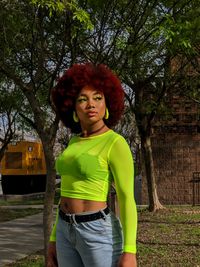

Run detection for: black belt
[[59, 207, 109, 224]]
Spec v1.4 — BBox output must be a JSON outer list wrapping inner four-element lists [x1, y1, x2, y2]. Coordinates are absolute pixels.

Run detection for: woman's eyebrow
[[92, 91, 103, 95], [78, 94, 87, 97], [78, 91, 103, 97]]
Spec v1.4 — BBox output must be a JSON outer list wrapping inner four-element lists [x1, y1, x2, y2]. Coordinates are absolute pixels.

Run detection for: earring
[[104, 108, 109, 119], [73, 111, 79, 122]]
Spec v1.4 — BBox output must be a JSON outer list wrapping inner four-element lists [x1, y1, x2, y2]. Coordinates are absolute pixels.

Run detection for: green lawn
[[2, 206, 200, 267], [0, 194, 46, 222], [137, 206, 200, 266], [4, 253, 44, 267], [0, 207, 43, 222], [0, 190, 60, 207]]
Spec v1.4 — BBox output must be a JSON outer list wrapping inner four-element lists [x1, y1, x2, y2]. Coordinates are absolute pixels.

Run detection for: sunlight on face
[[75, 85, 106, 125]]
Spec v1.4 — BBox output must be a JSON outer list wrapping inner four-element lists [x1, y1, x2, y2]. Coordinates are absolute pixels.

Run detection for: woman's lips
[[87, 111, 97, 117]]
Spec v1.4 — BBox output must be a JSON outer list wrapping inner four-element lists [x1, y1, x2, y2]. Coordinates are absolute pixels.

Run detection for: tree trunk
[[0, 142, 9, 162], [141, 134, 163, 211], [41, 139, 57, 266], [18, 89, 59, 264], [0, 57, 60, 266], [0, 134, 14, 161]]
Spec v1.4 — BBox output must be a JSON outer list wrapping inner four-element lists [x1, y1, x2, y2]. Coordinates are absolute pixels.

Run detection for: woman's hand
[[117, 252, 137, 267], [47, 242, 58, 267]]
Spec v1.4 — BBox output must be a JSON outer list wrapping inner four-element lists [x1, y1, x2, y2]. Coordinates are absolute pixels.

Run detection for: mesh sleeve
[[49, 203, 59, 242], [108, 136, 137, 253]]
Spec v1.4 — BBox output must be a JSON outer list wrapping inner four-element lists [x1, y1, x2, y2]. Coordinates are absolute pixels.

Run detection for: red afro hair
[[51, 63, 124, 133]]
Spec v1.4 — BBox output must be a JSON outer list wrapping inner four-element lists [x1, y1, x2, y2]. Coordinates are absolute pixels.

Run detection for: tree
[[75, 0, 200, 210], [0, 4, 60, 261], [0, 80, 25, 161], [0, 0, 93, 262], [122, 0, 199, 210], [0, 102, 17, 161], [119, 0, 200, 211]]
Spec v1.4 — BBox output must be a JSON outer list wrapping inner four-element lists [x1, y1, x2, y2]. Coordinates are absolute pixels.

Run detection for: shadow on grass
[[138, 240, 200, 247], [138, 219, 200, 225]]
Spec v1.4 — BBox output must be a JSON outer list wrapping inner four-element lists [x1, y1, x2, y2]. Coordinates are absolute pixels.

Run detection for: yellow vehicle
[[1, 140, 46, 194]]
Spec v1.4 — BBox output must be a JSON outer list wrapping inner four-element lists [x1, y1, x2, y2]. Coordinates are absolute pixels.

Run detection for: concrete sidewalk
[[0, 212, 44, 266]]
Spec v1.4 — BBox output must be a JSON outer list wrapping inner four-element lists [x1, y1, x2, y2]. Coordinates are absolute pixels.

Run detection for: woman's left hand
[[117, 252, 137, 267]]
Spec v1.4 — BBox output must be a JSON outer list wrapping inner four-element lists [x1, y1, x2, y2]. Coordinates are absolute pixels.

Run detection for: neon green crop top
[[50, 130, 137, 253]]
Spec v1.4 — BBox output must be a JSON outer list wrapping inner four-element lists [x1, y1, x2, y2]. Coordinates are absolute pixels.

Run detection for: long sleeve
[[49, 201, 60, 242], [108, 136, 137, 253]]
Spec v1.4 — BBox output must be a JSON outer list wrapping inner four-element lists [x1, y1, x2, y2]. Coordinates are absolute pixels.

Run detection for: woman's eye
[[77, 97, 87, 103], [94, 96, 103, 101]]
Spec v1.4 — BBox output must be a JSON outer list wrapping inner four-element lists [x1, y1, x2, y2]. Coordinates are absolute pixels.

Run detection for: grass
[[4, 252, 44, 267], [0, 198, 44, 206], [0, 194, 45, 222], [0, 207, 43, 222], [0, 190, 60, 207], [2, 205, 200, 267], [137, 206, 200, 266]]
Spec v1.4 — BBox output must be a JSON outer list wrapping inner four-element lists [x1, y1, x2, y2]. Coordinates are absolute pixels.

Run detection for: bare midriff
[[60, 196, 107, 214]]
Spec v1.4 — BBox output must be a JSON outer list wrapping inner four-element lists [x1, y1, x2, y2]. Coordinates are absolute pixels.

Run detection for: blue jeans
[[56, 210, 123, 267]]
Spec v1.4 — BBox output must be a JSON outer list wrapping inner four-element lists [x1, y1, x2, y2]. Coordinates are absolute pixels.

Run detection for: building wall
[[141, 95, 200, 205]]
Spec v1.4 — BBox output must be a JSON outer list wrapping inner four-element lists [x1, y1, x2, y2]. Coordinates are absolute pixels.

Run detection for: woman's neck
[[81, 123, 107, 137]]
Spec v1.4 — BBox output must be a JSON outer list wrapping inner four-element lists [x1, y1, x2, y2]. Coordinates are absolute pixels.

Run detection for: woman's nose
[[87, 98, 95, 108]]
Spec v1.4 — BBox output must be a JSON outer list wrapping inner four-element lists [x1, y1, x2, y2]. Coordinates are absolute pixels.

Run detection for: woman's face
[[75, 85, 106, 126]]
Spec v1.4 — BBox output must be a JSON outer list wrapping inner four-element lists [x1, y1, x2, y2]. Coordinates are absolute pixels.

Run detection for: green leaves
[[72, 7, 93, 30], [158, 8, 199, 55], [30, 0, 66, 13], [30, 0, 93, 30]]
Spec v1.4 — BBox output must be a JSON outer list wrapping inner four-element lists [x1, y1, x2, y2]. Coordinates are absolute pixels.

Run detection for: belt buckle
[[68, 214, 77, 224], [68, 214, 74, 224]]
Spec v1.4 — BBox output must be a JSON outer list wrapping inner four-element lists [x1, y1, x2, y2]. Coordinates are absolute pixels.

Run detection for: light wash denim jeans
[[56, 210, 123, 267]]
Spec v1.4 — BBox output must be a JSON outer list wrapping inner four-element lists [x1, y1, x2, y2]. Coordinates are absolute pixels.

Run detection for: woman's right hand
[[47, 242, 58, 267]]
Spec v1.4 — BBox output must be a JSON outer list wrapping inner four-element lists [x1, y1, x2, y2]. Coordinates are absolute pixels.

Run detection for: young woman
[[48, 63, 137, 267]]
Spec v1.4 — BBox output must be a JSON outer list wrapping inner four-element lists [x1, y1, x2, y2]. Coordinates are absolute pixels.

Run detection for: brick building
[[141, 95, 200, 205]]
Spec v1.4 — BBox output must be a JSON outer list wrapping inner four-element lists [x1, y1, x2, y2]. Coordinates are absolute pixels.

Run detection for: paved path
[[0, 212, 44, 266]]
